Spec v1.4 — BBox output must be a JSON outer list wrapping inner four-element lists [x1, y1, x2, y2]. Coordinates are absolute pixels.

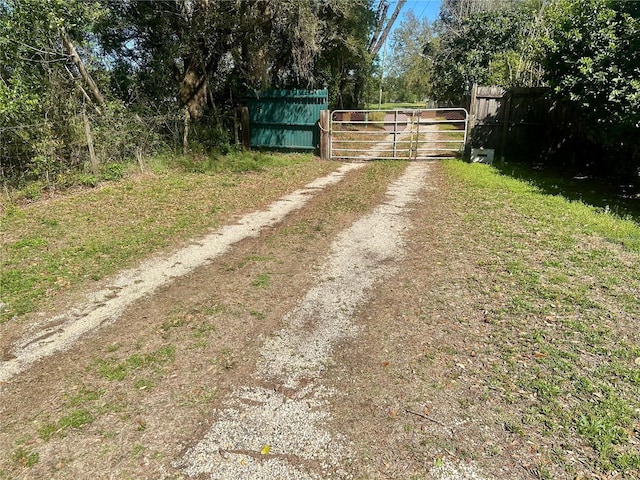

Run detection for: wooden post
[[136, 147, 144, 172], [182, 107, 190, 156], [465, 83, 478, 159], [240, 106, 250, 151], [499, 90, 512, 162], [319, 110, 330, 160], [82, 110, 99, 176], [233, 108, 239, 145]]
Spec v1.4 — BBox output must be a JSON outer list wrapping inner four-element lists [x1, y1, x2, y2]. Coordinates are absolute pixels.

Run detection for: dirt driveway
[[1, 160, 544, 479]]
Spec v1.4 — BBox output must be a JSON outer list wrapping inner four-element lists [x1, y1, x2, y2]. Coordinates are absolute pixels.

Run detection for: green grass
[[91, 345, 176, 381], [9, 447, 39, 468], [0, 152, 334, 323], [130, 443, 145, 458], [37, 409, 95, 441], [25, 386, 108, 447], [443, 159, 640, 477], [251, 273, 271, 288], [66, 387, 106, 407], [21, 344, 178, 453]]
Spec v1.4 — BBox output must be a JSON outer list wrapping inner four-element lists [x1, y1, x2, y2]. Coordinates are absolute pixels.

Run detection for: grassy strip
[[0, 151, 336, 322], [443, 160, 640, 477]]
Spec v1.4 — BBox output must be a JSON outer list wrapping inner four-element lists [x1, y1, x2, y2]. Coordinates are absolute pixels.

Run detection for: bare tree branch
[[368, 0, 406, 56], [61, 28, 106, 108]]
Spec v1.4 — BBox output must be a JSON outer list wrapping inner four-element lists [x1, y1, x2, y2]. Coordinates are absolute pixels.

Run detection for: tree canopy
[[430, 0, 544, 103], [1, 0, 639, 186], [385, 11, 433, 103], [1, 0, 398, 186], [539, 0, 640, 151], [424, 0, 639, 175]]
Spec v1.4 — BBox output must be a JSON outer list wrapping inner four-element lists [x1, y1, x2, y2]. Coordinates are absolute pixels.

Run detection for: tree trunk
[[183, 107, 190, 155], [368, 1, 389, 54], [369, 0, 406, 56], [83, 110, 99, 176], [61, 29, 106, 108], [180, 62, 208, 120]]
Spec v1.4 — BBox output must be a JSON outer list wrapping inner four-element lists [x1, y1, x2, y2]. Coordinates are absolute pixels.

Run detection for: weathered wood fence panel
[[469, 85, 595, 163], [467, 85, 639, 174], [469, 86, 551, 161]]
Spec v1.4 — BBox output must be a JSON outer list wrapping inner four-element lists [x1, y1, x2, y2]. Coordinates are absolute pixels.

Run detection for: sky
[[395, 0, 442, 25]]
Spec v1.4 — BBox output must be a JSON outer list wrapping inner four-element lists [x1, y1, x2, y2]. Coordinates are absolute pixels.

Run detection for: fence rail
[[329, 109, 468, 161]]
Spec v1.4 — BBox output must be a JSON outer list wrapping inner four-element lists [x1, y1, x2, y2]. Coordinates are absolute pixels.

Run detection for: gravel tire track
[[0, 163, 364, 385], [177, 161, 431, 479]]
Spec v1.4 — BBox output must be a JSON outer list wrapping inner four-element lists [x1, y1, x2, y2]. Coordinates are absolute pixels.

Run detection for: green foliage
[[385, 11, 433, 103], [251, 273, 271, 288], [79, 174, 98, 187], [10, 447, 39, 468], [432, 5, 539, 102], [1, 0, 379, 185], [431, 0, 639, 175], [314, 1, 376, 108], [0, 0, 108, 182], [101, 163, 126, 181], [539, 0, 640, 172], [66, 387, 106, 407]]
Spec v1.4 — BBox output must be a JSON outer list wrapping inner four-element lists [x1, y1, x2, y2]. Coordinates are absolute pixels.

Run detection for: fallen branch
[[405, 409, 454, 436]]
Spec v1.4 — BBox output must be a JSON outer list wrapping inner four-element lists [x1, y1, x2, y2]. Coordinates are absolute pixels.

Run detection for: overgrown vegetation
[[421, 0, 640, 176], [0, 0, 403, 191], [1, 0, 638, 187]]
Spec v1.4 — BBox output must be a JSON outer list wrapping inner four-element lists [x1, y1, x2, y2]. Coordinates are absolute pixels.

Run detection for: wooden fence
[[466, 86, 640, 176], [468, 85, 602, 164], [467, 86, 555, 161]]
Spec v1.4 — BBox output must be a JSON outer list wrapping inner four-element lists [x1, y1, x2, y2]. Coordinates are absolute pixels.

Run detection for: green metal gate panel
[[246, 89, 328, 150]]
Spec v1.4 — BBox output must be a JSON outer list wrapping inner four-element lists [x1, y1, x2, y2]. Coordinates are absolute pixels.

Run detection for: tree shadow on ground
[[493, 160, 640, 224]]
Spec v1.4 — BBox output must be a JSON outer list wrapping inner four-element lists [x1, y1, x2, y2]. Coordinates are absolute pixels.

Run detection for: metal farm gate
[[329, 108, 468, 160]]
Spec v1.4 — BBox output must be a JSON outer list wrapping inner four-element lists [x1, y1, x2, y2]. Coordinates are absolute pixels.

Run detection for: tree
[[314, 1, 376, 108], [0, 0, 389, 184], [368, 0, 406, 56], [539, 0, 640, 174], [438, 0, 502, 26], [386, 11, 433, 102], [431, 1, 543, 103], [432, 10, 521, 102], [98, 1, 376, 112], [0, 0, 110, 181]]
